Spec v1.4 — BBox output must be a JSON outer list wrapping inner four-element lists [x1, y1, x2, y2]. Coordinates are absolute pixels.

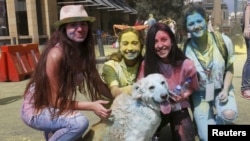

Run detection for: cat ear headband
[[113, 24, 149, 37]]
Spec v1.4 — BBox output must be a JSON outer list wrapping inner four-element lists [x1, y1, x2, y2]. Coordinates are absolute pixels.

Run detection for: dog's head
[[132, 73, 169, 111]]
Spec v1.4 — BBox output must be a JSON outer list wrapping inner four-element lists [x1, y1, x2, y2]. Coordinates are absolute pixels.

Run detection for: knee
[[73, 116, 89, 133], [222, 109, 237, 121]]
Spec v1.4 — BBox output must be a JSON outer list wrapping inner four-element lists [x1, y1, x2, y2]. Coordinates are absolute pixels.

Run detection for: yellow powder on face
[[119, 31, 141, 53]]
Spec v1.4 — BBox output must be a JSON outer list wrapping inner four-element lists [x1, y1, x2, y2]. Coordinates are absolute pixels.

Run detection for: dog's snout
[[160, 94, 168, 100]]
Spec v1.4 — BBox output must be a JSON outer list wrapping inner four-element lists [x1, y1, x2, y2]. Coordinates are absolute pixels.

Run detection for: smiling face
[[66, 21, 89, 42], [186, 12, 207, 38], [154, 30, 172, 62], [119, 31, 141, 60]]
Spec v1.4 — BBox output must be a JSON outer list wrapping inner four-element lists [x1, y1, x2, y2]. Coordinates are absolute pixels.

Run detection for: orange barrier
[[0, 52, 8, 81], [21, 44, 40, 71], [0, 44, 40, 82]]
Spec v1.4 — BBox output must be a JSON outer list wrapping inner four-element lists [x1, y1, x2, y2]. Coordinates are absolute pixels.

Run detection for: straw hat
[[54, 5, 96, 28]]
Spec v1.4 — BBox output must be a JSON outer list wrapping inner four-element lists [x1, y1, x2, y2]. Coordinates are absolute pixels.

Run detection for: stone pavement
[[0, 44, 249, 141]]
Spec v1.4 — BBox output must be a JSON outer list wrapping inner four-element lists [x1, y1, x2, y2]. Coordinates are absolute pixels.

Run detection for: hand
[[170, 94, 182, 102], [169, 90, 190, 102], [92, 100, 112, 119], [243, 27, 250, 39], [244, 32, 250, 39], [218, 90, 228, 103], [169, 90, 183, 102]]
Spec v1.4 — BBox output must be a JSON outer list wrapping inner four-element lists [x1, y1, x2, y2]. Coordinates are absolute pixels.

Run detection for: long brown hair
[[144, 23, 187, 76], [24, 22, 113, 117]]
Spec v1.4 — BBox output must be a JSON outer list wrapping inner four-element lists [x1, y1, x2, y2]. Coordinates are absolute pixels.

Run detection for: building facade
[[0, 0, 238, 45], [0, 0, 136, 45]]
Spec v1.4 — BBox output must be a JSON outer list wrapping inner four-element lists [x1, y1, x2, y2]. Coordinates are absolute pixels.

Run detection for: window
[[15, 0, 28, 35], [0, 0, 8, 36]]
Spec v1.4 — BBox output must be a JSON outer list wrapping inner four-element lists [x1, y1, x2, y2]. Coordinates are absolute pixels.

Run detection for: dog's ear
[[131, 82, 143, 100]]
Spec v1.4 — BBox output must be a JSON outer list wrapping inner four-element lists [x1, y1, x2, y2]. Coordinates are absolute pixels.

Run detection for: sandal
[[241, 90, 250, 100]]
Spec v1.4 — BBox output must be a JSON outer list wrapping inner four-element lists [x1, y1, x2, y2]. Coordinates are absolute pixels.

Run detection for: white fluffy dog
[[84, 73, 169, 141]]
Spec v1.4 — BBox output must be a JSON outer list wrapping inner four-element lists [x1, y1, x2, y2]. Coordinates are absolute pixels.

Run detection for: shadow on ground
[[0, 95, 22, 105]]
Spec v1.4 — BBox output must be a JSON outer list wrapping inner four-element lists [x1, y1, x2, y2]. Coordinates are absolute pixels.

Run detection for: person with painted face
[[137, 23, 199, 141], [182, 4, 238, 141], [102, 28, 144, 97], [20, 5, 113, 141]]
